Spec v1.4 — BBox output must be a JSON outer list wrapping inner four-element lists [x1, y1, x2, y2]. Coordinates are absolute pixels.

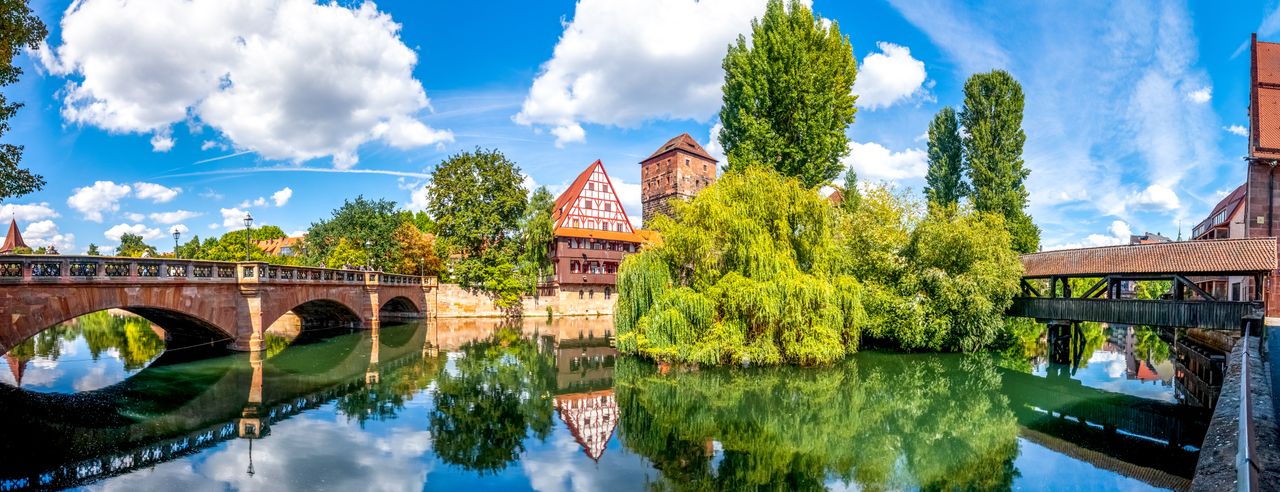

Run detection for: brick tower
[[640, 133, 718, 227]]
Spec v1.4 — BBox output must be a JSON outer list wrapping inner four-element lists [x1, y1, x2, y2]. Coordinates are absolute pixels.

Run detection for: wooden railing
[[1008, 297, 1263, 331], [0, 255, 438, 288]]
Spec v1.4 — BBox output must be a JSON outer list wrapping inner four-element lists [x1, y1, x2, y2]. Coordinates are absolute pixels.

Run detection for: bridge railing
[[1008, 297, 1264, 331], [0, 255, 438, 288]]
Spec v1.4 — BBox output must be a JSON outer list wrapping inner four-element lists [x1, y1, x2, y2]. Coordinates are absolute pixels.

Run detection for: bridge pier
[[1047, 321, 1079, 366], [231, 263, 267, 352]]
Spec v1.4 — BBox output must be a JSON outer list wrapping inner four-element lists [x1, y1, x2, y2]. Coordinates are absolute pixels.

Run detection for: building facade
[[548, 160, 644, 300], [640, 133, 718, 227]]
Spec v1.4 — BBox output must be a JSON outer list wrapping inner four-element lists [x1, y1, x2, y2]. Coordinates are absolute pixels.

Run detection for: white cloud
[[1186, 86, 1212, 104], [1047, 220, 1132, 250], [0, 202, 60, 222], [67, 181, 131, 222], [239, 197, 268, 208], [149, 130, 175, 152], [220, 208, 250, 229], [515, 0, 786, 142], [288, 229, 306, 237], [852, 42, 928, 110], [149, 210, 202, 224], [1226, 124, 1248, 137], [1128, 184, 1181, 212], [200, 140, 220, 151], [22, 220, 76, 252], [843, 141, 928, 181], [124, 212, 145, 222], [39, 0, 452, 168], [550, 123, 585, 148], [705, 121, 727, 163], [407, 185, 430, 213], [610, 177, 643, 228], [271, 187, 293, 207], [134, 182, 181, 203], [198, 188, 224, 201], [104, 223, 165, 242], [169, 224, 190, 235]]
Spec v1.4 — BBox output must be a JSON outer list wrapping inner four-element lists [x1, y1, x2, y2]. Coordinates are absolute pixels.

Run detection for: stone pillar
[[238, 348, 264, 438], [366, 325, 380, 384], [231, 262, 267, 351], [364, 272, 380, 329]]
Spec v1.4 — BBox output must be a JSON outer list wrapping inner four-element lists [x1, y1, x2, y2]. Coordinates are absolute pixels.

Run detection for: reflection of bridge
[[0, 322, 434, 490], [1000, 367, 1207, 490], [0, 255, 437, 353]]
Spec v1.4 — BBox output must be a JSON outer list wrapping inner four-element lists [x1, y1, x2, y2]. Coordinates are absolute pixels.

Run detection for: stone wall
[[432, 283, 615, 318]]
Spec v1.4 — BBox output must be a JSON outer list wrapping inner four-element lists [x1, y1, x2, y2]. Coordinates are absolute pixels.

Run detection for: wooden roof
[[1021, 238, 1278, 277], [642, 133, 717, 163]]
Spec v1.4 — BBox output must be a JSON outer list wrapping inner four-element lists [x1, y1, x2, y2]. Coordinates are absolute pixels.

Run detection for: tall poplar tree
[[718, 0, 857, 188], [924, 106, 967, 208], [0, 0, 47, 202], [960, 70, 1039, 253]]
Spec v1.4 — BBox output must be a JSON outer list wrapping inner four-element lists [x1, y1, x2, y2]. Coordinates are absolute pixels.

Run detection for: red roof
[[1022, 238, 1278, 277], [1193, 184, 1246, 238], [552, 160, 601, 226], [0, 219, 27, 254], [1252, 35, 1280, 160], [642, 133, 717, 163]]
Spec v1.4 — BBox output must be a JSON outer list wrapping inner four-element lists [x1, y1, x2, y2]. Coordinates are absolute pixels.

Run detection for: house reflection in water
[[552, 331, 618, 462]]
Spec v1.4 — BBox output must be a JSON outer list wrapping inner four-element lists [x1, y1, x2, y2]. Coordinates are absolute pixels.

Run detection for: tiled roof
[[553, 160, 601, 225], [0, 219, 27, 254], [643, 133, 717, 162], [1021, 238, 1278, 277], [255, 236, 302, 256], [1253, 37, 1280, 160]]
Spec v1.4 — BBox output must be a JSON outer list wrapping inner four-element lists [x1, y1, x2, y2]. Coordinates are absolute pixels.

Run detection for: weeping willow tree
[[616, 168, 1022, 366], [616, 167, 864, 366]]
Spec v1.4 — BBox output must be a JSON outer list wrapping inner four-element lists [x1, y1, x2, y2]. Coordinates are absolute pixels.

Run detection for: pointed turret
[[0, 218, 27, 254], [4, 352, 28, 386]]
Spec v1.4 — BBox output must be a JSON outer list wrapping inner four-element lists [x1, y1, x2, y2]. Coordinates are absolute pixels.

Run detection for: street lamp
[[365, 239, 373, 270], [172, 228, 181, 258], [243, 213, 254, 261]]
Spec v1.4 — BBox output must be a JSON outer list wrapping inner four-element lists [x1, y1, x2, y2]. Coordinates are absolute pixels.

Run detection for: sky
[[3, 0, 1280, 254]]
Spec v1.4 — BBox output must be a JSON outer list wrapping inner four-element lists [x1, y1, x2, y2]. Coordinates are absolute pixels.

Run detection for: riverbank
[[1192, 334, 1280, 491]]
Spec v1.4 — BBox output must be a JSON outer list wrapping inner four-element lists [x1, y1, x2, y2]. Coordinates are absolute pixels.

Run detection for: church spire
[[0, 218, 28, 254]]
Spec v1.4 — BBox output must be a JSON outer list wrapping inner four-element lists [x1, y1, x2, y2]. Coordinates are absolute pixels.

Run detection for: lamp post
[[243, 213, 254, 261], [365, 239, 373, 270], [172, 228, 181, 259], [420, 256, 425, 277]]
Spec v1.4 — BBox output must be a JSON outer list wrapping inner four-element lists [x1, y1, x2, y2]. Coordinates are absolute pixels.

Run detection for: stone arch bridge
[[0, 255, 438, 353]]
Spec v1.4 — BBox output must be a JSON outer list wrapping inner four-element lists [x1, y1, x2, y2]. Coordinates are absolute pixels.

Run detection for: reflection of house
[[554, 390, 618, 462], [255, 237, 303, 256], [3, 352, 27, 386], [1, 218, 28, 254]]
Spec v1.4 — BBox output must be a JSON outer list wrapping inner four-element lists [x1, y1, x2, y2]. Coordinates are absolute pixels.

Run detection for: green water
[[0, 316, 1207, 491]]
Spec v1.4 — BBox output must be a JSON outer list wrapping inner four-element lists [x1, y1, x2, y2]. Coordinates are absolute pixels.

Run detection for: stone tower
[[640, 133, 718, 227]]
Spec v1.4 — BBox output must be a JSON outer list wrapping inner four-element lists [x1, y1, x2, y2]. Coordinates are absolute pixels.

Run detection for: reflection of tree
[[1133, 326, 1170, 364], [429, 327, 556, 474], [7, 312, 166, 371], [335, 348, 445, 426], [615, 352, 1020, 491]]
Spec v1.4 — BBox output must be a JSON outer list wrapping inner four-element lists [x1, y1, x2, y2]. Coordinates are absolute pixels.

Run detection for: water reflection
[[0, 316, 1213, 491], [0, 310, 166, 392]]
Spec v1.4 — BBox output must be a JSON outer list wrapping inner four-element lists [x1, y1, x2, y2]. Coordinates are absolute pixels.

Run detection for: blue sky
[[3, 0, 1279, 253]]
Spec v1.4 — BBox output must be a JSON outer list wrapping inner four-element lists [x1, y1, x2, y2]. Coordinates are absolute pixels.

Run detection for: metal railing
[[1238, 321, 1259, 492], [0, 255, 438, 287]]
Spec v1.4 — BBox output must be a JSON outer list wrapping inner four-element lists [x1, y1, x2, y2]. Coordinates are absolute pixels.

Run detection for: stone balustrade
[[0, 255, 438, 288]]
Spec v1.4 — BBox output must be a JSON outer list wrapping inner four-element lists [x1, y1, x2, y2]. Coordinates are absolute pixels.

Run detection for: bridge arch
[[379, 296, 422, 317]]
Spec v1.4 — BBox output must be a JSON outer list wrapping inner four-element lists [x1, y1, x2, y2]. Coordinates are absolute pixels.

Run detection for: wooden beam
[[1021, 279, 1042, 298], [1079, 276, 1109, 299], [1174, 275, 1216, 302]]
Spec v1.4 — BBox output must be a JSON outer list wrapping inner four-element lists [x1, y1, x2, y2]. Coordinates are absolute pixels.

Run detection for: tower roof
[[643, 133, 717, 163], [1251, 34, 1280, 160], [0, 218, 27, 254]]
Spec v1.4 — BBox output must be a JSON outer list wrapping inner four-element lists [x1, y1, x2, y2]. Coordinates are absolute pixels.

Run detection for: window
[[589, 289, 594, 299], [570, 261, 580, 273], [606, 203, 612, 211], [586, 200, 593, 209], [605, 286, 612, 299], [587, 182, 593, 191], [685, 158, 690, 166], [579, 289, 584, 299]]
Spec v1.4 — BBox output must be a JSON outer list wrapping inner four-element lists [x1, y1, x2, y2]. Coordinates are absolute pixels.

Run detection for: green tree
[[960, 70, 1039, 253], [174, 235, 202, 259], [0, 0, 47, 202], [391, 219, 440, 276], [518, 186, 555, 295], [924, 106, 967, 208], [116, 233, 156, 257], [718, 0, 857, 188], [192, 226, 284, 262], [85, 243, 100, 256], [304, 196, 401, 270], [838, 167, 861, 212], [427, 148, 527, 304]]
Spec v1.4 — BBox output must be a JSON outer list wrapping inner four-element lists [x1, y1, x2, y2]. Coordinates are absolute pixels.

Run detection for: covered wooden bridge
[[1009, 238, 1277, 331]]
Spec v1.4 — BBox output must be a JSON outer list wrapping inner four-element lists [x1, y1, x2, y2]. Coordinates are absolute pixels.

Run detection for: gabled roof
[[1252, 35, 1280, 160], [0, 219, 28, 254], [552, 160, 642, 240], [552, 160, 601, 226], [1021, 237, 1278, 277], [1193, 184, 1246, 237], [642, 133, 717, 162]]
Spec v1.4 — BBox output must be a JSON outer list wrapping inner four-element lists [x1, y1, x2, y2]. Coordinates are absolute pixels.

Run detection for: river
[[0, 313, 1210, 491]]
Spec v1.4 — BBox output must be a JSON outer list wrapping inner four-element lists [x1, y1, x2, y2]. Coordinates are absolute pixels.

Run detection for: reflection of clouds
[[1012, 438, 1158, 491], [74, 364, 125, 392], [519, 419, 654, 492], [92, 406, 435, 492]]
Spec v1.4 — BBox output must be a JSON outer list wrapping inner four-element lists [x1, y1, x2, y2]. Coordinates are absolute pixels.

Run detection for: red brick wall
[[640, 149, 717, 226]]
